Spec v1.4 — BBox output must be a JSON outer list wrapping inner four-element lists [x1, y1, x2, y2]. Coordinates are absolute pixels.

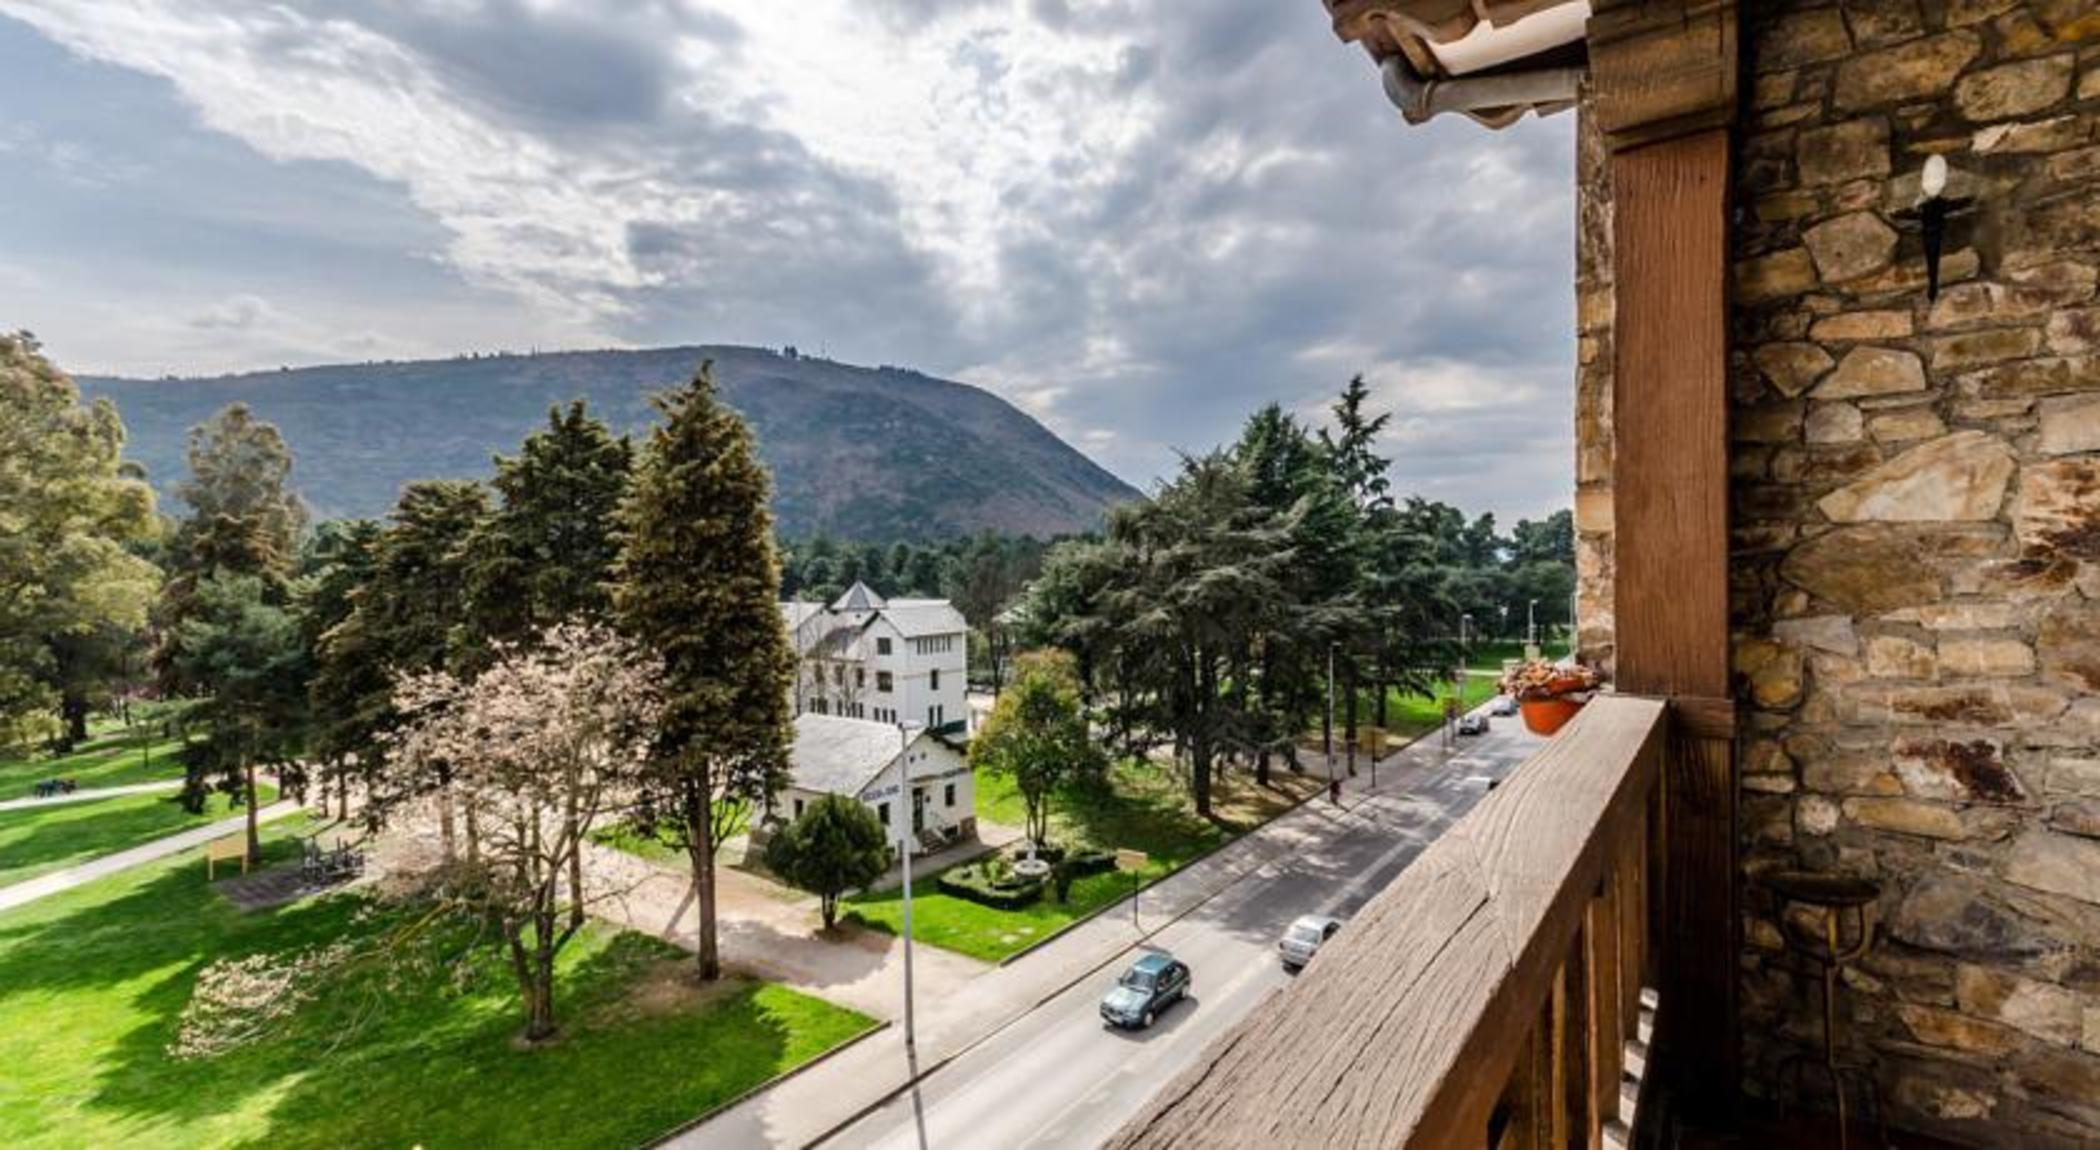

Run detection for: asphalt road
[[825, 715, 1544, 1150]]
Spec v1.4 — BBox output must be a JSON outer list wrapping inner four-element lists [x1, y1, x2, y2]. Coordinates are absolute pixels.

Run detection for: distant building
[[782, 581, 968, 735], [780, 713, 975, 854]]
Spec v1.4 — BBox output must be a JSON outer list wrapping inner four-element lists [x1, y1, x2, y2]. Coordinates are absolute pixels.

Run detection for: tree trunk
[[62, 691, 89, 749], [686, 780, 721, 981], [336, 768, 349, 821], [439, 780, 457, 860], [1343, 664, 1359, 778], [244, 760, 262, 861], [821, 893, 838, 930]]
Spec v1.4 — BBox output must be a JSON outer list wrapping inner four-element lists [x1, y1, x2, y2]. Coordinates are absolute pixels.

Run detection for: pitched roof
[[833, 581, 887, 613], [882, 603, 968, 638], [782, 601, 823, 631], [788, 714, 903, 796]]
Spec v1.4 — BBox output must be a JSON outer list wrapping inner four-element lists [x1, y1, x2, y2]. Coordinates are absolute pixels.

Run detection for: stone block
[[1754, 342, 1835, 396], [1939, 637, 2036, 678], [1896, 1003, 2021, 1054], [1893, 736, 2026, 804], [1890, 873, 2062, 958], [2049, 308, 2100, 355], [1957, 965, 2083, 1046], [1797, 117, 1891, 187], [1933, 327, 2044, 371], [1737, 247, 1818, 304], [1813, 309, 1914, 342], [2004, 829, 2100, 905], [1965, 356, 2099, 399], [1774, 614, 1860, 655], [1783, 525, 1945, 613], [1834, 32, 1982, 110], [1737, 401, 1806, 444], [2038, 395, 2100, 455], [1955, 54, 2076, 122], [2038, 600, 2100, 693], [1806, 211, 1898, 282], [2016, 461, 2100, 561], [1868, 634, 1939, 679], [2048, 799, 2100, 840], [1869, 407, 1948, 442], [1816, 346, 1928, 398], [1806, 402, 1865, 444], [1845, 797, 1968, 839], [1816, 432, 2015, 523]]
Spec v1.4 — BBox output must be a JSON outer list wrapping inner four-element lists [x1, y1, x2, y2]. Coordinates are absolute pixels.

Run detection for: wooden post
[[1589, 0, 1741, 1125]]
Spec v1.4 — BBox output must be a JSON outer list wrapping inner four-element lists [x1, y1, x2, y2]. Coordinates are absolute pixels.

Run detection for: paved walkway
[[662, 705, 1521, 1149], [0, 800, 302, 914], [0, 778, 185, 812], [584, 841, 990, 1022]]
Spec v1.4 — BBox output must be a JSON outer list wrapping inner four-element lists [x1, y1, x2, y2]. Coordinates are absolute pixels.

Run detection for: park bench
[[299, 838, 367, 887]]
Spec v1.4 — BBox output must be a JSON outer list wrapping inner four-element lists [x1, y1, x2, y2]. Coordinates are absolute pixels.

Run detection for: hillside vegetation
[[81, 346, 1137, 539]]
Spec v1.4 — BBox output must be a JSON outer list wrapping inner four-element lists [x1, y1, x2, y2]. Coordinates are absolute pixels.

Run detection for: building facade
[[780, 713, 977, 855], [784, 581, 969, 735]]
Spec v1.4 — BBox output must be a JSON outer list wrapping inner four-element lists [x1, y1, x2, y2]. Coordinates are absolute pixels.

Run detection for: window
[[793, 798, 805, 818], [833, 664, 844, 685], [944, 782, 955, 808], [878, 802, 890, 826], [855, 668, 865, 689], [929, 668, 940, 691], [877, 671, 893, 693], [877, 637, 892, 655]]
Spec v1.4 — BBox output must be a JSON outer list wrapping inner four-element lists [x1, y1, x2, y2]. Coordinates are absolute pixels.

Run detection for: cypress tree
[[615, 362, 793, 980]]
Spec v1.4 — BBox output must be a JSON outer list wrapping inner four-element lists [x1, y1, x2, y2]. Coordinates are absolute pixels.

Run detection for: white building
[[782, 582, 969, 735], [780, 713, 976, 854]]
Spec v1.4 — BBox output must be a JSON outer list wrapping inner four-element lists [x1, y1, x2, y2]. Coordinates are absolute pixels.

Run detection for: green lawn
[[0, 716, 192, 798], [846, 759, 1311, 962], [0, 816, 875, 1150], [0, 787, 276, 890]]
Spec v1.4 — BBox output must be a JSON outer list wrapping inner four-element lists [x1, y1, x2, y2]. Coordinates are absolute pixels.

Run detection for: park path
[[0, 778, 184, 812], [583, 841, 990, 1022], [0, 799, 302, 914]]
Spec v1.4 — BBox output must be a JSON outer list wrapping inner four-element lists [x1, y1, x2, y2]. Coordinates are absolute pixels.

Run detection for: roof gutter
[[1379, 53, 1583, 125]]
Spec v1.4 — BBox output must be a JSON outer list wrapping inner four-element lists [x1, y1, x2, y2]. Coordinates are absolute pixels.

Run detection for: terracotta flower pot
[[1521, 695, 1584, 737]]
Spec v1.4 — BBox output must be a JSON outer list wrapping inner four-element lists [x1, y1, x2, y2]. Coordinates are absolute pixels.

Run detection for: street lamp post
[[1527, 598, 1539, 648], [1325, 643, 1337, 798], [894, 720, 923, 1057]]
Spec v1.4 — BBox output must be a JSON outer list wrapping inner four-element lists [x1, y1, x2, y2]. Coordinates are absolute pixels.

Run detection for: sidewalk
[[0, 800, 301, 914], [0, 778, 184, 812], [661, 716, 1489, 1149]]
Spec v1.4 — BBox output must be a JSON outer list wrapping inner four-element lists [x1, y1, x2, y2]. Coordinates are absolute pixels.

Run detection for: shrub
[[936, 858, 1045, 910]]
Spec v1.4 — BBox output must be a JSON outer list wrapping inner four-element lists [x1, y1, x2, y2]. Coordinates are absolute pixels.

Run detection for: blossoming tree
[[388, 622, 661, 1042]]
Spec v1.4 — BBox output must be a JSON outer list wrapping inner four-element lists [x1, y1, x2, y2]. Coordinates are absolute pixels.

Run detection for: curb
[[644, 1016, 892, 1148]]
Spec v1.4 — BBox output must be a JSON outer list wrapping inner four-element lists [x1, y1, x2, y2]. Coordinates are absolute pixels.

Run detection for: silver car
[[1278, 914, 1343, 969], [1490, 695, 1518, 716]]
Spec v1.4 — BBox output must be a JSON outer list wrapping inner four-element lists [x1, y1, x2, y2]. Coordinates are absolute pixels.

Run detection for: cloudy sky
[[0, 0, 1577, 522]]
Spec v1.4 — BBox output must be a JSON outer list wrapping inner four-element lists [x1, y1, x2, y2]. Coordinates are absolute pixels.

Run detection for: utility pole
[[1326, 643, 1338, 801]]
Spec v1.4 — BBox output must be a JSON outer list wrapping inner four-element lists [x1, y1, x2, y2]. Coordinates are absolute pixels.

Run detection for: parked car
[[1100, 952, 1190, 1029], [1277, 914, 1343, 970], [1458, 713, 1490, 736], [1490, 694, 1518, 716]]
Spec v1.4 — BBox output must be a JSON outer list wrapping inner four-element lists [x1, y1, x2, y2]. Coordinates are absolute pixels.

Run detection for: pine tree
[[459, 402, 632, 669], [615, 362, 794, 981]]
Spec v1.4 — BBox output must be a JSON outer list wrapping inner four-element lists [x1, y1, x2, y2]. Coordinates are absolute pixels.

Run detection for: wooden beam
[[1608, 124, 1738, 1123], [1587, 1, 1738, 151]]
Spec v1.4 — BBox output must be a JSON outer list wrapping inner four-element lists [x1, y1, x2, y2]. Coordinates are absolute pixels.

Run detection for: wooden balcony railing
[[1108, 694, 1671, 1150]]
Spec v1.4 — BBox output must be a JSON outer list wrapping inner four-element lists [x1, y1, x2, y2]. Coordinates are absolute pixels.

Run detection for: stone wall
[[1727, 2, 2100, 1144], [1575, 89, 1617, 677]]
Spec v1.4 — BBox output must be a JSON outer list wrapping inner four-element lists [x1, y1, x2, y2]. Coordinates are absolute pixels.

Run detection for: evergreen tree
[[300, 520, 385, 818], [459, 402, 631, 668], [615, 362, 795, 981], [171, 573, 308, 859], [763, 795, 892, 930]]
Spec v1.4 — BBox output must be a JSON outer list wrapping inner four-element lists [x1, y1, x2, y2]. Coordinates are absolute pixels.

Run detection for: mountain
[[79, 345, 1138, 540]]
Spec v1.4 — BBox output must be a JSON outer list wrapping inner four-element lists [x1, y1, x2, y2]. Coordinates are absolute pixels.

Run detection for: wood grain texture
[[1107, 697, 1667, 1150], [1608, 126, 1740, 1123]]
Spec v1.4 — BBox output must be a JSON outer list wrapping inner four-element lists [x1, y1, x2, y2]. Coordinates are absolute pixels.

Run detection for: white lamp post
[[894, 720, 923, 1057]]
